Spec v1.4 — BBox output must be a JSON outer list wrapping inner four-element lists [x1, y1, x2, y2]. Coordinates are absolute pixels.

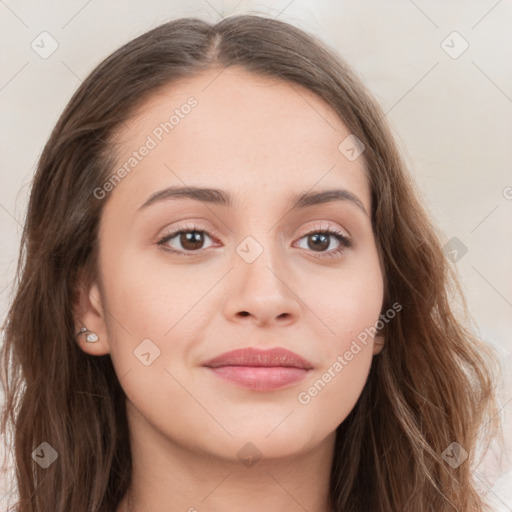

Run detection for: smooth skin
[[75, 66, 385, 512]]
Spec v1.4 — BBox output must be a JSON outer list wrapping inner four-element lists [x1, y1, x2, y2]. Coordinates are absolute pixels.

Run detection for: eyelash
[[156, 223, 352, 259]]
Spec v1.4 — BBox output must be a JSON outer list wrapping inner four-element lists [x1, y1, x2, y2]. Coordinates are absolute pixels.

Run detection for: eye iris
[[181, 231, 204, 250], [308, 233, 329, 251]]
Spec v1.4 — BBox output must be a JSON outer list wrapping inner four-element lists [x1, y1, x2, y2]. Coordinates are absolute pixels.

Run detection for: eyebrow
[[137, 185, 369, 216]]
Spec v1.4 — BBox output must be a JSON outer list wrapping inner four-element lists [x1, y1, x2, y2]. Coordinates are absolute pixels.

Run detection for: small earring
[[76, 326, 99, 343]]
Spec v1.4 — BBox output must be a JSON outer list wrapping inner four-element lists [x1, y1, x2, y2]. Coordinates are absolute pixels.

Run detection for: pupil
[[309, 233, 329, 251], [181, 231, 203, 250]]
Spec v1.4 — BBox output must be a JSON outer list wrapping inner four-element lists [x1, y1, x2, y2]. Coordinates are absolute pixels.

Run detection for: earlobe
[[76, 326, 99, 343], [373, 334, 385, 355], [72, 278, 111, 356]]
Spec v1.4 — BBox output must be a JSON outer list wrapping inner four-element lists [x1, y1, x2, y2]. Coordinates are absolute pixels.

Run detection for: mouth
[[203, 347, 313, 392]]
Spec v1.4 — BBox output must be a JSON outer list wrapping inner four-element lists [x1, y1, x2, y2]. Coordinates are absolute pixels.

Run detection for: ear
[[72, 272, 111, 356], [373, 333, 385, 355]]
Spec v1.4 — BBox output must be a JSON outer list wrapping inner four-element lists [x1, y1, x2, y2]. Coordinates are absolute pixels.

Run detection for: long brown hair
[[1, 14, 501, 512]]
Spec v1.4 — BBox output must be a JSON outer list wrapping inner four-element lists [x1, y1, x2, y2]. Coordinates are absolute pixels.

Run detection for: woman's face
[[79, 66, 384, 461]]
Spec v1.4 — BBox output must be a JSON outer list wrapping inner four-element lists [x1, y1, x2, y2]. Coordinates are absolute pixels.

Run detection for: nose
[[222, 237, 302, 327]]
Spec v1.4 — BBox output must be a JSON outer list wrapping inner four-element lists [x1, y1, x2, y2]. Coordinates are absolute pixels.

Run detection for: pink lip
[[203, 348, 313, 391]]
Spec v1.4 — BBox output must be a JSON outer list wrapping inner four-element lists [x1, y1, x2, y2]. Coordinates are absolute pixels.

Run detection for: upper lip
[[203, 347, 313, 370]]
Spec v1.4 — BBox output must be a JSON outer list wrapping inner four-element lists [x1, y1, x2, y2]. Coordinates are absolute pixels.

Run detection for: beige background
[[1, 1, 511, 510]]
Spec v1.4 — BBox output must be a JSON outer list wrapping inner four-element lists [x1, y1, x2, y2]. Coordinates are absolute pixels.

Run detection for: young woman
[[0, 13, 501, 512]]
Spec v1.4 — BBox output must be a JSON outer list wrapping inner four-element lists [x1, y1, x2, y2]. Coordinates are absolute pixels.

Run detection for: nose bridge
[[230, 195, 281, 268], [223, 227, 301, 324], [235, 229, 287, 293]]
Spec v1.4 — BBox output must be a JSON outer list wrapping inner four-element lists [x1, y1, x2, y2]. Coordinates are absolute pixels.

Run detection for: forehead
[[107, 66, 370, 213]]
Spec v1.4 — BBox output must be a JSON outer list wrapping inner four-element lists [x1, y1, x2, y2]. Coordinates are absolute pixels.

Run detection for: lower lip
[[207, 366, 309, 391]]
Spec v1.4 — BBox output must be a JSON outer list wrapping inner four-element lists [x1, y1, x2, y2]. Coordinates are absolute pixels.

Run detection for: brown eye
[[178, 231, 206, 251], [306, 233, 330, 252], [295, 228, 352, 258], [157, 227, 215, 254]]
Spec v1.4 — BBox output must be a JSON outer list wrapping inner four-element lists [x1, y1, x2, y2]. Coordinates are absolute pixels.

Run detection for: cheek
[[100, 245, 215, 338], [295, 253, 382, 426], [312, 254, 384, 342], [296, 263, 382, 427], [294, 342, 373, 438]]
